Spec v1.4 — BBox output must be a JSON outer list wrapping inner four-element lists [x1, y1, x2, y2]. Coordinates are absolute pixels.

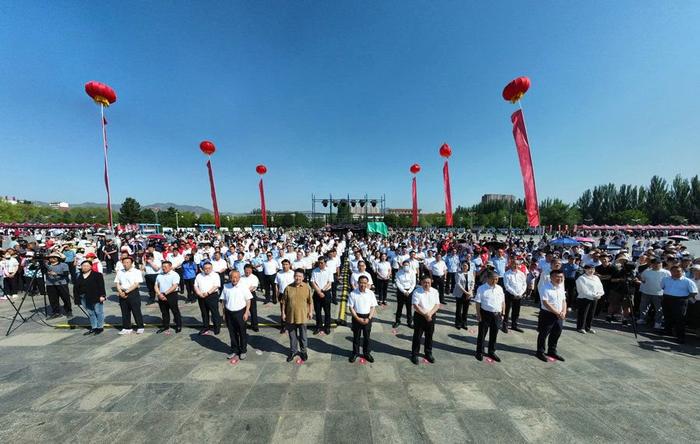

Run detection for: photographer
[[46, 252, 72, 318], [608, 253, 636, 325]]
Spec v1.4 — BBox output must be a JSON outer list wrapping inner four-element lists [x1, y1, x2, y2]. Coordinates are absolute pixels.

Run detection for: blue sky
[[1, 1, 699, 212]]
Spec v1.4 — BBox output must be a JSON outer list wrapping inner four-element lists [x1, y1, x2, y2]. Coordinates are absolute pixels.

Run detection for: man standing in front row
[[660, 265, 698, 344], [311, 257, 333, 335], [194, 262, 222, 335], [155, 260, 182, 333], [502, 259, 527, 333], [393, 259, 416, 329], [536, 269, 567, 362], [410, 276, 440, 365], [220, 270, 253, 360], [115, 256, 144, 335], [474, 271, 505, 362], [280, 269, 313, 363], [348, 275, 378, 363]]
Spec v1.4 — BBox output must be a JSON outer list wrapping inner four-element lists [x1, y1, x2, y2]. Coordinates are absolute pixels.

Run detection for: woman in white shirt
[[374, 253, 392, 306], [575, 264, 604, 334]]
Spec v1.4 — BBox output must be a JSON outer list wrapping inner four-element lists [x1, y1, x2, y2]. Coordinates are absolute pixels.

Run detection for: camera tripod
[[5, 259, 52, 336]]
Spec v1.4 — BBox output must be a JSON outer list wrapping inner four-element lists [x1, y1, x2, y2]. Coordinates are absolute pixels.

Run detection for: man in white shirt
[[348, 275, 378, 363], [155, 260, 181, 333], [502, 260, 527, 333], [220, 270, 253, 360], [374, 252, 392, 305], [474, 271, 505, 362], [167, 248, 185, 294], [393, 259, 416, 329], [276, 260, 295, 333], [143, 245, 162, 305], [310, 257, 334, 335], [194, 262, 222, 335], [240, 264, 260, 332], [536, 269, 567, 362], [114, 256, 144, 335], [430, 252, 448, 304], [350, 261, 373, 290], [638, 257, 670, 329], [326, 250, 340, 304], [210, 251, 229, 290], [411, 276, 440, 365], [262, 252, 279, 304]]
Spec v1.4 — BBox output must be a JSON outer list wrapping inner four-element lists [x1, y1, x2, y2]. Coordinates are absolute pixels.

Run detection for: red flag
[[206, 159, 221, 227], [443, 161, 453, 226], [259, 178, 267, 227], [411, 176, 418, 227], [511, 109, 540, 227]]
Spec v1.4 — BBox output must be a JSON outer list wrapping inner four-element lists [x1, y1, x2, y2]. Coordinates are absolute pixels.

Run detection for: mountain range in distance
[[34, 201, 216, 215]]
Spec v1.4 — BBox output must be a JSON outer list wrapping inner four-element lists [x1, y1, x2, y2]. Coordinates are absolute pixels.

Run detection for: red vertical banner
[[259, 178, 267, 227], [206, 159, 221, 227], [411, 176, 418, 227], [511, 109, 540, 227], [443, 161, 453, 227]]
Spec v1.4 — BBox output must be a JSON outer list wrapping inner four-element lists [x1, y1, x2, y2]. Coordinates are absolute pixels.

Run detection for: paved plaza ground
[[1, 267, 699, 442]]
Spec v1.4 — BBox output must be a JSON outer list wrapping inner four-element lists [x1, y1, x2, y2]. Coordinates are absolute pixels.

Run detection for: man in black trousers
[[536, 269, 567, 362], [474, 271, 505, 362], [348, 275, 378, 363], [155, 261, 182, 333], [410, 276, 440, 364]]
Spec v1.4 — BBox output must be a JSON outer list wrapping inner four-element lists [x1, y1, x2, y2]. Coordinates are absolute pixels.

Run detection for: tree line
[[1, 174, 697, 228]]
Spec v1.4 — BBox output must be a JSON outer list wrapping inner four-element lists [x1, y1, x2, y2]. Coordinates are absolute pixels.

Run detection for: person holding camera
[[46, 252, 72, 318]]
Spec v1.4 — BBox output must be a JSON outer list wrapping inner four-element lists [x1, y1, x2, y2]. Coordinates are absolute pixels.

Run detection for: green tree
[[645, 176, 669, 224], [118, 197, 142, 223], [140, 208, 156, 224]]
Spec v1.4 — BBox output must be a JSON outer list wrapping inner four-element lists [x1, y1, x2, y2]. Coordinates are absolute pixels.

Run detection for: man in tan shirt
[[280, 269, 313, 362]]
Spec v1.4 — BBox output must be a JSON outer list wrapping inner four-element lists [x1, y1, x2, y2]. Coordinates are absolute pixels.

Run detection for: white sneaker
[[118, 329, 132, 335], [135, 328, 145, 334], [0, 296, 7, 301]]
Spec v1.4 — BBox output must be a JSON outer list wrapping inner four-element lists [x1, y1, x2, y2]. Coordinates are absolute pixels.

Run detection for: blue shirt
[[660, 276, 698, 297], [491, 256, 507, 278], [233, 260, 247, 274], [182, 261, 198, 280], [446, 254, 461, 273], [156, 270, 181, 292], [63, 250, 75, 264], [561, 263, 579, 279]]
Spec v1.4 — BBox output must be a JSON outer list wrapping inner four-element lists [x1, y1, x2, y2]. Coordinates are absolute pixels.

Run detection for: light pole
[[175, 211, 179, 231]]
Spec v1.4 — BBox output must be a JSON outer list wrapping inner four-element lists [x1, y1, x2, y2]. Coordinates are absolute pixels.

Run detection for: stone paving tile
[[1, 277, 700, 443]]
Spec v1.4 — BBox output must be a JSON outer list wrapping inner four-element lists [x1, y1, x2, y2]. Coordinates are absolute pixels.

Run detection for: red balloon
[[410, 163, 421, 174], [256, 164, 267, 175], [85, 81, 117, 106], [439, 143, 452, 158], [502, 76, 531, 103], [199, 141, 216, 156]]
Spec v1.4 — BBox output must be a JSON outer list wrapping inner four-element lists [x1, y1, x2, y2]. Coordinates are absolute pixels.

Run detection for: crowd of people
[[1, 227, 698, 364]]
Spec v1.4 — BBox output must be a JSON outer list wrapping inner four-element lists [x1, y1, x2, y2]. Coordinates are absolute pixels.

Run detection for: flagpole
[[100, 104, 113, 233]]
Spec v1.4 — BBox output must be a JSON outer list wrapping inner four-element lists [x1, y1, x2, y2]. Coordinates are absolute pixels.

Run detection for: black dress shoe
[[65, 312, 73, 318], [391, 322, 399, 329], [364, 353, 374, 363], [536, 352, 548, 362], [349, 354, 358, 363], [252, 327, 259, 332], [324, 329, 331, 335], [286, 353, 296, 362], [83, 329, 95, 336], [410, 355, 419, 365], [425, 354, 435, 364], [501, 326, 508, 334], [300, 352, 308, 362], [175, 327, 182, 333], [487, 353, 501, 362], [455, 324, 461, 330], [94, 328, 103, 335], [475, 352, 483, 361], [156, 327, 168, 334], [512, 326, 524, 333], [547, 353, 565, 362], [407, 323, 414, 329], [312, 329, 320, 335]]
